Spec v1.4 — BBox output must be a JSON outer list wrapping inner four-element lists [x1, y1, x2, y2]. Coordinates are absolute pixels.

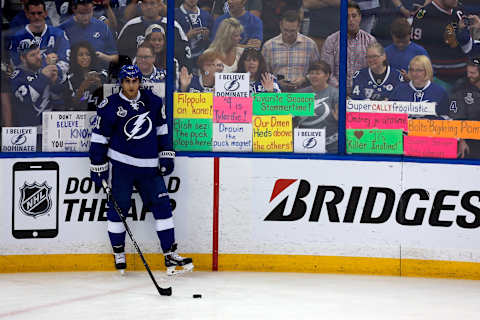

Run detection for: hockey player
[[89, 64, 193, 275], [351, 42, 403, 101]]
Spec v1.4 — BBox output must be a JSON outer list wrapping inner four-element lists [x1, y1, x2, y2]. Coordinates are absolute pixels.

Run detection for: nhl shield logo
[[19, 182, 52, 217]]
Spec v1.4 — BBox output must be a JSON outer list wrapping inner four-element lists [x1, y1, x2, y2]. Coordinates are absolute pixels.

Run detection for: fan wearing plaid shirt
[[261, 10, 320, 92]]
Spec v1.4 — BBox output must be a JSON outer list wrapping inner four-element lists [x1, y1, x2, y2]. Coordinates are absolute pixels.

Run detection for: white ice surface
[[0, 271, 479, 319]]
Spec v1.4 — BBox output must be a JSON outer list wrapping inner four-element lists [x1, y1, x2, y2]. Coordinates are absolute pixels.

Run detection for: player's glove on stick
[[159, 151, 175, 176], [90, 163, 109, 188]]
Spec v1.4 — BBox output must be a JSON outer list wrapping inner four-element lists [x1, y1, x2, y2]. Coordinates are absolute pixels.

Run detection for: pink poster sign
[[213, 96, 252, 123], [346, 112, 408, 131], [404, 136, 457, 159]]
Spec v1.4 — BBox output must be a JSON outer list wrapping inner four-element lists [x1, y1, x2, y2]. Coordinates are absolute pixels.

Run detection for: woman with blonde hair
[[389, 55, 449, 118], [206, 17, 244, 73]]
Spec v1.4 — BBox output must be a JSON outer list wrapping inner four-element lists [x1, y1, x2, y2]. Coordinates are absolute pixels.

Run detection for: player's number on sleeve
[[352, 85, 360, 96], [449, 101, 457, 113], [412, 28, 422, 41]]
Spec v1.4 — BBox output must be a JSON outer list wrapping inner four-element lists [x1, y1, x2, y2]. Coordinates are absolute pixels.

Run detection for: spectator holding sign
[[351, 42, 403, 101], [237, 47, 280, 95], [295, 60, 339, 153], [179, 50, 223, 92], [206, 17, 244, 73], [389, 55, 449, 118]]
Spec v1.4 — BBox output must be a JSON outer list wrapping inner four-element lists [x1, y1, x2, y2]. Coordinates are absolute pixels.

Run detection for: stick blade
[[158, 286, 172, 296]]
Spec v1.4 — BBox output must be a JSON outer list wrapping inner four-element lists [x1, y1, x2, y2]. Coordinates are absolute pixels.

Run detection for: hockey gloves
[[90, 162, 109, 188], [159, 151, 175, 176]]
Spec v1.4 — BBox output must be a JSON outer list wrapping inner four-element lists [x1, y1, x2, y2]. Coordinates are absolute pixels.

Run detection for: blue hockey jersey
[[351, 65, 403, 101], [183, 74, 214, 93], [175, 5, 213, 58], [9, 67, 54, 126], [389, 80, 450, 117], [60, 17, 118, 58], [9, 25, 70, 68], [89, 89, 171, 167], [249, 79, 281, 95]]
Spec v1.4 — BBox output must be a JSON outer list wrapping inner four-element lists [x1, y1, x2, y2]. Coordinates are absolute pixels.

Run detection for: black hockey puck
[[193, 294, 202, 298]]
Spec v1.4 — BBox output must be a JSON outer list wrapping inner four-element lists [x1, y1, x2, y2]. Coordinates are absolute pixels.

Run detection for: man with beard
[[449, 60, 480, 158], [10, 44, 64, 131]]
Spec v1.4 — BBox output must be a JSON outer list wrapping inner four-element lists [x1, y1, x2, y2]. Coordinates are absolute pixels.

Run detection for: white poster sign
[[2, 127, 37, 152], [103, 83, 165, 99], [212, 123, 252, 152], [293, 128, 326, 153], [42, 111, 97, 152], [347, 99, 436, 116], [215, 73, 249, 97]]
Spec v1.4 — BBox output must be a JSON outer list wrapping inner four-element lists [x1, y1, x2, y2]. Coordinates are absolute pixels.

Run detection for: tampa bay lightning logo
[[11, 133, 27, 146], [124, 111, 152, 140], [303, 137, 317, 149], [224, 79, 240, 91]]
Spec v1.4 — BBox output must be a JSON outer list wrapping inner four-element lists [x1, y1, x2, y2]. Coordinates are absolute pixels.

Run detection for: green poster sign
[[252, 93, 315, 116], [346, 129, 403, 154], [173, 118, 212, 151]]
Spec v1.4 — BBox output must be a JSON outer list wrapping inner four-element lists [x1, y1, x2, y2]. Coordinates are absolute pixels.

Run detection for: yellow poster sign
[[173, 92, 213, 119], [252, 115, 293, 152]]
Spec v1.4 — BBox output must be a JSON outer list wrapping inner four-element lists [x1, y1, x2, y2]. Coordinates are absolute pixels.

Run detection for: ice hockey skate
[[113, 246, 126, 275], [164, 243, 194, 276]]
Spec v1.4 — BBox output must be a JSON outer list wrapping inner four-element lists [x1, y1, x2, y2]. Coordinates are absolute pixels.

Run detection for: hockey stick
[[102, 180, 172, 296]]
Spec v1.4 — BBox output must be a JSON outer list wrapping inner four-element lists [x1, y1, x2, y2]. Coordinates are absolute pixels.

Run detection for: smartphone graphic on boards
[[12, 161, 59, 239]]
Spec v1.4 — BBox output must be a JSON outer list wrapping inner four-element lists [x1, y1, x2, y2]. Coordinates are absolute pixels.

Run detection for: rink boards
[[1, 156, 480, 279]]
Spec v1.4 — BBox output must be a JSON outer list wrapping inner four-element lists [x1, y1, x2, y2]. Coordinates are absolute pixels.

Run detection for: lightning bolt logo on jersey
[[89, 89, 170, 168]]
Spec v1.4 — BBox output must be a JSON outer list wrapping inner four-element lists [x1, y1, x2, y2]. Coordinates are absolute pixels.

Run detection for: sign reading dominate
[[42, 111, 97, 152]]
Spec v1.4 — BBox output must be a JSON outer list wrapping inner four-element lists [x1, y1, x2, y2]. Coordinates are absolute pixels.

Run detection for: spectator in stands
[[135, 42, 165, 83], [117, 0, 192, 69], [211, 0, 262, 19], [9, 0, 70, 80], [175, 0, 213, 63], [321, 0, 376, 94], [60, 0, 119, 67], [302, 0, 340, 53], [9, 44, 62, 126], [66, 41, 106, 110], [351, 42, 403, 100], [389, 55, 449, 118], [411, 0, 471, 86], [143, 24, 166, 69], [55, 0, 118, 31], [385, 17, 428, 81], [262, 10, 320, 92], [449, 60, 480, 158], [262, 0, 302, 42], [206, 17, 244, 72], [211, 0, 263, 49], [295, 61, 339, 153], [9, 0, 52, 31], [237, 47, 280, 95], [355, 0, 380, 33], [179, 50, 223, 92]]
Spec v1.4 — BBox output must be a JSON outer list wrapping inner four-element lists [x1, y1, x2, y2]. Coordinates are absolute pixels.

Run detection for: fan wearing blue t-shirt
[[211, 0, 263, 49], [385, 18, 428, 81]]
